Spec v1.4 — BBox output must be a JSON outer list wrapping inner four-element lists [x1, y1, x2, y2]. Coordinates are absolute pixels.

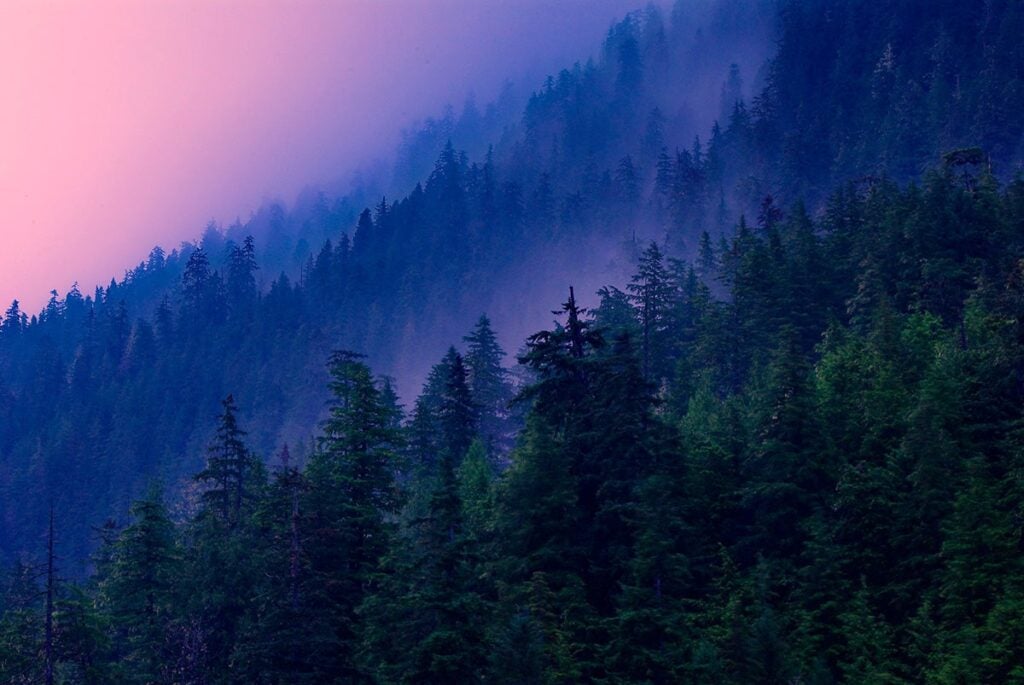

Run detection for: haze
[[0, 0, 647, 312]]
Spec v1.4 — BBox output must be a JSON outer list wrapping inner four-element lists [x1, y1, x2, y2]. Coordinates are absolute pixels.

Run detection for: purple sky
[[0, 0, 651, 311]]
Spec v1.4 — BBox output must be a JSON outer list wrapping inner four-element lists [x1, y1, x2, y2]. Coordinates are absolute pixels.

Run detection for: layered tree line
[[3, 0, 1023, 568], [3, 156, 1023, 682]]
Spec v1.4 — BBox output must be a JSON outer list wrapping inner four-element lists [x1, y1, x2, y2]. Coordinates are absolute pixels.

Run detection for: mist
[[0, 0, 783, 571], [182, 0, 777, 404], [0, 0, 654, 312]]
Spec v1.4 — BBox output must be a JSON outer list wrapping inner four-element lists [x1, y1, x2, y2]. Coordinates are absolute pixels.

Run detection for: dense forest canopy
[[4, 161, 1024, 682], [2, 0, 1024, 682]]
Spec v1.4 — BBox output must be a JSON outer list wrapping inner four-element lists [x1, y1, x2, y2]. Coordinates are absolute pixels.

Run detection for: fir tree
[[463, 315, 515, 459], [99, 487, 179, 683], [305, 350, 403, 680], [194, 395, 259, 528], [628, 242, 675, 382]]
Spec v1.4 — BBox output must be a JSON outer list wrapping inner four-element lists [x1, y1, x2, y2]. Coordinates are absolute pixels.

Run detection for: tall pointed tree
[[194, 395, 259, 528], [438, 347, 478, 464], [628, 242, 676, 383], [463, 315, 515, 458], [304, 350, 403, 680], [99, 486, 179, 684]]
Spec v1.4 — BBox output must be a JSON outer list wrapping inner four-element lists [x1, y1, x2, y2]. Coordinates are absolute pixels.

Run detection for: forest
[[2, 0, 1024, 682], [4, 159, 1024, 682]]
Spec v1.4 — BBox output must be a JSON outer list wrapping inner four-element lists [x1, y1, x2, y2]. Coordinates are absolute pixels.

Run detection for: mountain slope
[[0, 0, 1022, 569]]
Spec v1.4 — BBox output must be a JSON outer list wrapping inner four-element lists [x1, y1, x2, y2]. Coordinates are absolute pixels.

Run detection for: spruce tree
[[438, 347, 478, 465], [304, 350, 403, 680], [231, 449, 336, 684], [628, 242, 676, 383], [463, 315, 515, 459], [363, 447, 487, 683], [194, 394, 259, 528], [99, 487, 179, 684]]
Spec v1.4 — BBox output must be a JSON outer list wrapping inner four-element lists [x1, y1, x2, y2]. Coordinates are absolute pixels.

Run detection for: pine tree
[[409, 352, 456, 474], [186, 397, 266, 680], [1, 300, 24, 338], [364, 447, 488, 682], [593, 285, 641, 342], [628, 242, 675, 383], [304, 350, 403, 680], [231, 448, 337, 684], [194, 395, 259, 528], [697, 230, 717, 279], [225, 235, 258, 316], [615, 155, 641, 208], [463, 315, 515, 459], [99, 487, 179, 683], [52, 585, 111, 684], [181, 247, 216, 320], [739, 328, 824, 566], [494, 418, 593, 682], [0, 561, 44, 683], [353, 208, 374, 255], [457, 439, 495, 542], [438, 348, 478, 464], [836, 582, 902, 683]]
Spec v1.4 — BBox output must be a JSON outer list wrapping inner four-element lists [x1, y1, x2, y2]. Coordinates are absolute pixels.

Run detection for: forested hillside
[[2, 0, 1024, 680], [0, 0, 778, 567], [4, 158, 1024, 683]]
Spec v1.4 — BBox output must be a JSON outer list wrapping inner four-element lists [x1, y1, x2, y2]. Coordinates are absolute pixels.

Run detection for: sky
[[0, 0, 648, 312]]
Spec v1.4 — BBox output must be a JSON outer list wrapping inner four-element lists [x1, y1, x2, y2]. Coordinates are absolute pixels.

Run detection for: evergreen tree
[[225, 235, 259, 316], [353, 208, 374, 255], [181, 247, 216, 320], [304, 350, 403, 680], [628, 242, 675, 383], [194, 395, 259, 528], [437, 348, 477, 464], [463, 315, 515, 459], [362, 447, 488, 683], [0, 561, 43, 683], [231, 449, 337, 684], [98, 487, 179, 683]]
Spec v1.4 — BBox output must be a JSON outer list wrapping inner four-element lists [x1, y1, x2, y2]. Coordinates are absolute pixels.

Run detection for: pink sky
[[0, 0, 645, 312]]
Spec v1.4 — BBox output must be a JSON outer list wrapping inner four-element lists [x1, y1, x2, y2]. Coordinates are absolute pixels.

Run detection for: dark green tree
[[463, 315, 515, 458], [98, 487, 179, 684], [304, 350, 403, 680]]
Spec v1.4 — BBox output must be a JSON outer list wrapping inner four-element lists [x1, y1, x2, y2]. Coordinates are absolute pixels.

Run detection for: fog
[[0, 0, 653, 312], [0, 0, 781, 565]]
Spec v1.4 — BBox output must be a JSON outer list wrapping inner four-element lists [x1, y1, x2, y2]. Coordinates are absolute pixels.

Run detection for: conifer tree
[[304, 350, 403, 680], [409, 352, 455, 473], [457, 439, 495, 542], [353, 208, 374, 255], [739, 328, 823, 565], [0, 561, 44, 683], [231, 447, 336, 684], [438, 348, 477, 464], [181, 247, 215, 320], [463, 315, 515, 458], [628, 242, 675, 382], [99, 487, 179, 683], [225, 235, 258, 315], [187, 396, 266, 680], [194, 395, 259, 528], [363, 446, 487, 683], [494, 417, 592, 681]]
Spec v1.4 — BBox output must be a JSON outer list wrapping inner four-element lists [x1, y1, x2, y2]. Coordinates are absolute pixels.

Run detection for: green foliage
[[97, 487, 180, 683], [3, 1, 1024, 679], [5, 154, 1024, 684]]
